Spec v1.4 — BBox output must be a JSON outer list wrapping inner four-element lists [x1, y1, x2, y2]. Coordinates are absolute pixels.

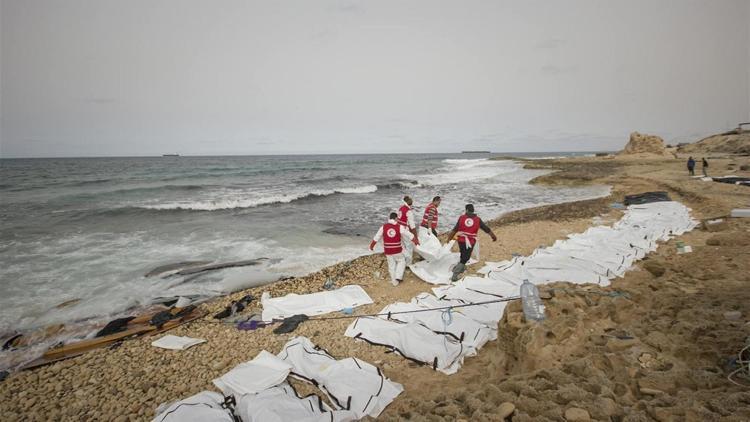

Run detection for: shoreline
[[1, 154, 749, 420], [0, 155, 610, 365]]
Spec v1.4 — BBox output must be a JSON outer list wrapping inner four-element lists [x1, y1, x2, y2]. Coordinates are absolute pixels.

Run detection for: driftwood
[[144, 261, 212, 278], [145, 258, 268, 278], [172, 258, 268, 276]]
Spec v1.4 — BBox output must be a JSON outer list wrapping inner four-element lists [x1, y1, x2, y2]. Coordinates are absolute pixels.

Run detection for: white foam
[[404, 159, 520, 186], [139, 185, 378, 211]]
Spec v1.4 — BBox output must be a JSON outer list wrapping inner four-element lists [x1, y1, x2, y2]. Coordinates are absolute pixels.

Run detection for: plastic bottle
[[520, 279, 545, 322]]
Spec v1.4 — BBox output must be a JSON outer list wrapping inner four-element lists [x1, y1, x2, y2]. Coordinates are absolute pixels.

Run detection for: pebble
[[565, 407, 591, 421], [639, 387, 664, 395], [498, 402, 515, 418]]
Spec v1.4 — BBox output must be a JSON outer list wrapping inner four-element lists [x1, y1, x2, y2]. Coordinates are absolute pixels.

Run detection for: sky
[[1, 0, 749, 158]]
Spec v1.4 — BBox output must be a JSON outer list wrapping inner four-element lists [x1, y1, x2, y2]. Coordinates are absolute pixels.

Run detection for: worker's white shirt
[[403, 202, 416, 230], [372, 219, 415, 242]]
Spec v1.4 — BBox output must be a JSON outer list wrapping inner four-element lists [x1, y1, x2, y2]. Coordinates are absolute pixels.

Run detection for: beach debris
[[609, 202, 625, 209], [54, 298, 81, 309], [730, 209, 750, 218], [95, 316, 136, 338], [272, 315, 309, 334], [21, 306, 205, 370], [322, 277, 335, 290], [623, 191, 671, 206], [260, 285, 373, 321], [145, 258, 269, 279], [213, 294, 254, 320], [144, 260, 212, 278], [151, 334, 206, 350], [171, 258, 268, 277], [520, 279, 546, 322], [713, 176, 750, 187], [150, 305, 196, 328], [2, 333, 23, 351], [702, 218, 728, 232], [237, 315, 267, 331]]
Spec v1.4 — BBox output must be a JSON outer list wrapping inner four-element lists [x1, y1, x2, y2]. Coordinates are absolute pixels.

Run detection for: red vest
[[397, 205, 410, 227], [421, 203, 438, 229], [382, 223, 403, 255], [457, 215, 480, 246]]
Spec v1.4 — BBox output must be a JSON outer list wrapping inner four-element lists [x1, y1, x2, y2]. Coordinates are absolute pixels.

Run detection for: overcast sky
[[1, 0, 749, 158]]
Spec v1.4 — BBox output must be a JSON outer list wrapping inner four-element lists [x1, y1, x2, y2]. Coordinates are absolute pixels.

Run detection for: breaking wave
[[139, 185, 379, 211]]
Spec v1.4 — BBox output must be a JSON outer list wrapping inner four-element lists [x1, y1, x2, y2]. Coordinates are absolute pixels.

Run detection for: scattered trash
[[273, 315, 309, 334], [623, 191, 671, 206], [235, 313, 263, 329], [95, 316, 136, 338], [730, 209, 750, 218], [520, 279, 545, 322], [237, 320, 266, 331], [676, 241, 692, 254], [610, 202, 625, 209], [175, 296, 192, 308], [214, 295, 254, 320], [703, 218, 728, 232], [151, 305, 196, 328], [340, 307, 353, 315], [151, 334, 206, 350], [322, 277, 335, 290]]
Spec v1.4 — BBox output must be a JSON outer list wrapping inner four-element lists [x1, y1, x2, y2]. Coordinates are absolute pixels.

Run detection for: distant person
[[702, 157, 709, 177], [687, 156, 695, 176], [446, 204, 497, 281], [370, 212, 418, 286], [420, 196, 441, 237], [397, 196, 418, 266]]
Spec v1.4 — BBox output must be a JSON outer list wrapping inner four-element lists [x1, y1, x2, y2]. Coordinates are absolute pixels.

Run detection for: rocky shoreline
[[1, 155, 749, 421]]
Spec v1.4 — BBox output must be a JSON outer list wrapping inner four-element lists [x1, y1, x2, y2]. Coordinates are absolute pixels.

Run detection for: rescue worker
[[446, 204, 497, 281], [397, 196, 418, 265], [370, 212, 418, 286], [420, 196, 441, 237]]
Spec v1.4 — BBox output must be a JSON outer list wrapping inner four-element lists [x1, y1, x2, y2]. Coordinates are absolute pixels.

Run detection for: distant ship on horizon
[[461, 150, 491, 154], [162, 153, 180, 157]]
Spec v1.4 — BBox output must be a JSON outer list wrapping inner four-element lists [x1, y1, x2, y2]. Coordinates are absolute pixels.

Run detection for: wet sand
[[1, 155, 749, 421]]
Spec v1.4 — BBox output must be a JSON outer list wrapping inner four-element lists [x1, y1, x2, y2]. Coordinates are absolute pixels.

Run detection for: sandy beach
[[1, 154, 749, 421]]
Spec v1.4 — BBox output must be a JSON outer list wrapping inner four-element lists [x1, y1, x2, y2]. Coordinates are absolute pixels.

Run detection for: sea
[[0, 153, 609, 369]]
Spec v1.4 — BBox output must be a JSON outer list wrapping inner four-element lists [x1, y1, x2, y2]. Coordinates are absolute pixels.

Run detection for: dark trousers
[[458, 242, 474, 264], [688, 167, 694, 176]]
